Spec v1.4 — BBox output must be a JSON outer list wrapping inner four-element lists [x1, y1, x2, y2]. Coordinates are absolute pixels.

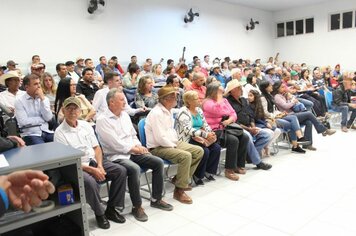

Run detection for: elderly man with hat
[[96, 88, 173, 223], [211, 63, 226, 88], [225, 80, 272, 170], [74, 57, 85, 76], [263, 65, 279, 85], [0, 71, 26, 122], [54, 97, 127, 229], [145, 86, 204, 204], [5, 60, 24, 79]]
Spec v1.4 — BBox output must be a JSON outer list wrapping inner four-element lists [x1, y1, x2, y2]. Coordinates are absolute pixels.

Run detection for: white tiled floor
[[89, 128, 356, 236]]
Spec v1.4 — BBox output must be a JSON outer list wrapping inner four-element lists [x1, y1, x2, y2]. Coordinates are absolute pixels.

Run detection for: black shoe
[[193, 175, 204, 185], [256, 161, 272, 170], [150, 200, 174, 211], [297, 137, 310, 145], [105, 206, 126, 223], [292, 145, 306, 153], [205, 174, 216, 181], [95, 215, 110, 229], [132, 206, 148, 222]]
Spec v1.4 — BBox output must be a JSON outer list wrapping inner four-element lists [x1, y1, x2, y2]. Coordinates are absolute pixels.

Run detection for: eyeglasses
[[70, 84, 77, 86]]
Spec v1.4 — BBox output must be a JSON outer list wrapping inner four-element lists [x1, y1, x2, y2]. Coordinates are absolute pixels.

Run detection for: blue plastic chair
[[137, 118, 175, 183]]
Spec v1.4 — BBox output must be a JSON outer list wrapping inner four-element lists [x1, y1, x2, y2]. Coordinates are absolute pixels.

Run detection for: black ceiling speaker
[[184, 8, 200, 23], [88, 0, 105, 14], [246, 18, 259, 30]]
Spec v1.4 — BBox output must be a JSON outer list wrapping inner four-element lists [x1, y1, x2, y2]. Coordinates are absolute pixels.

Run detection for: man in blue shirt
[[15, 74, 54, 145]]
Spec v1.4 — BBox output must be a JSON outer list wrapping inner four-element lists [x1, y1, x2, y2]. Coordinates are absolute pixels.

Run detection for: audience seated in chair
[[96, 88, 173, 222], [247, 89, 282, 156], [202, 82, 250, 180], [185, 72, 207, 104], [54, 97, 127, 230], [0, 72, 26, 122], [92, 71, 144, 118], [134, 75, 158, 111], [15, 74, 54, 145], [273, 80, 336, 151], [259, 80, 307, 153], [145, 86, 204, 204], [332, 76, 356, 132], [175, 91, 221, 185], [76, 68, 99, 103], [224, 80, 272, 170], [54, 78, 95, 124]]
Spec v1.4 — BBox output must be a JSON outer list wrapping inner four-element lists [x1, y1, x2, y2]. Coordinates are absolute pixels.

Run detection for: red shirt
[[186, 83, 207, 103]]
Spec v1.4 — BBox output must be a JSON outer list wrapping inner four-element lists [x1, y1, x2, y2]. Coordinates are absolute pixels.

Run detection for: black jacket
[[332, 84, 350, 106], [226, 95, 254, 126]]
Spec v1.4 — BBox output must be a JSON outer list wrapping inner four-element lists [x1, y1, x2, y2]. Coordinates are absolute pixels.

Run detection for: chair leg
[[140, 172, 152, 200]]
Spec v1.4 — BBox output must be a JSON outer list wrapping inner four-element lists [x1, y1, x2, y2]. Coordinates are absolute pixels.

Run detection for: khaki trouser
[[151, 141, 203, 189]]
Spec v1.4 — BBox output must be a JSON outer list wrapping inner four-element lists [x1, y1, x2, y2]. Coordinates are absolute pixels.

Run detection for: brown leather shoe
[[173, 188, 193, 204], [234, 167, 246, 175], [341, 126, 349, 132], [225, 169, 239, 181]]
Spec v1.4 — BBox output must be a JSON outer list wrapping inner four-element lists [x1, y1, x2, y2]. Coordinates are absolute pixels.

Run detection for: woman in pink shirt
[[202, 82, 249, 181]]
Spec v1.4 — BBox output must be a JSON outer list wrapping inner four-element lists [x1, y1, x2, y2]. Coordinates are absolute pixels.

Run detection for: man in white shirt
[[0, 72, 26, 121], [96, 88, 173, 222], [66, 61, 81, 84], [201, 55, 212, 71], [54, 97, 127, 229], [92, 71, 143, 118], [145, 86, 204, 204], [15, 74, 54, 145]]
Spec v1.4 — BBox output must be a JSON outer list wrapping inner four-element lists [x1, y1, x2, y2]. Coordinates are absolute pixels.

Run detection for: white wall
[[1, 0, 273, 73], [273, 0, 356, 70]]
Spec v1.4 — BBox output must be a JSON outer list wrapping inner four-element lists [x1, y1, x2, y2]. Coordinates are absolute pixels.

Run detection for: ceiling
[[216, 0, 331, 11]]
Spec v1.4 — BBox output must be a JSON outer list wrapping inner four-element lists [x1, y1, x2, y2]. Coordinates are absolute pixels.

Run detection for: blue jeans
[[298, 98, 314, 111], [332, 105, 356, 127], [244, 129, 271, 165], [23, 132, 54, 146], [276, 115, 301, 141], [294, 111, 327, 144]]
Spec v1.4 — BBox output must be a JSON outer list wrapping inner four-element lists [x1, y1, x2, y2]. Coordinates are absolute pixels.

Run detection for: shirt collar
[[104, 108, 122, 119], [158, 103, 172, 115], [62, 119, 80, 132], [25, 93, 36, 100]]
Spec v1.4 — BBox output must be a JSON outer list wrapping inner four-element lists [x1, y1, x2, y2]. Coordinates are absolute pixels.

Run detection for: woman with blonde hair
[[152, 64, 166, 87], [41, 72, 57, 111], [175, 91, 221, 185]]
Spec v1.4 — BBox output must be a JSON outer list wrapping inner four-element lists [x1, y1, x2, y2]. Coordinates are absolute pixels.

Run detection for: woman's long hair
[[249, 90, 265, 120], [54, 77, 72, 119], [259, 80, 275, 113]]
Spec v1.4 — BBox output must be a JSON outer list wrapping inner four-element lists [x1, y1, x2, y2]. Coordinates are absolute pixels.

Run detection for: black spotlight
[[184, 8, 199, 23], [246, 18, 259, 30]]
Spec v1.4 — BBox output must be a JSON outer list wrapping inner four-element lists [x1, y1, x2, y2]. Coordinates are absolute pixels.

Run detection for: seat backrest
[[137, 118, 146, 147], [325, 91, 333, 110]]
